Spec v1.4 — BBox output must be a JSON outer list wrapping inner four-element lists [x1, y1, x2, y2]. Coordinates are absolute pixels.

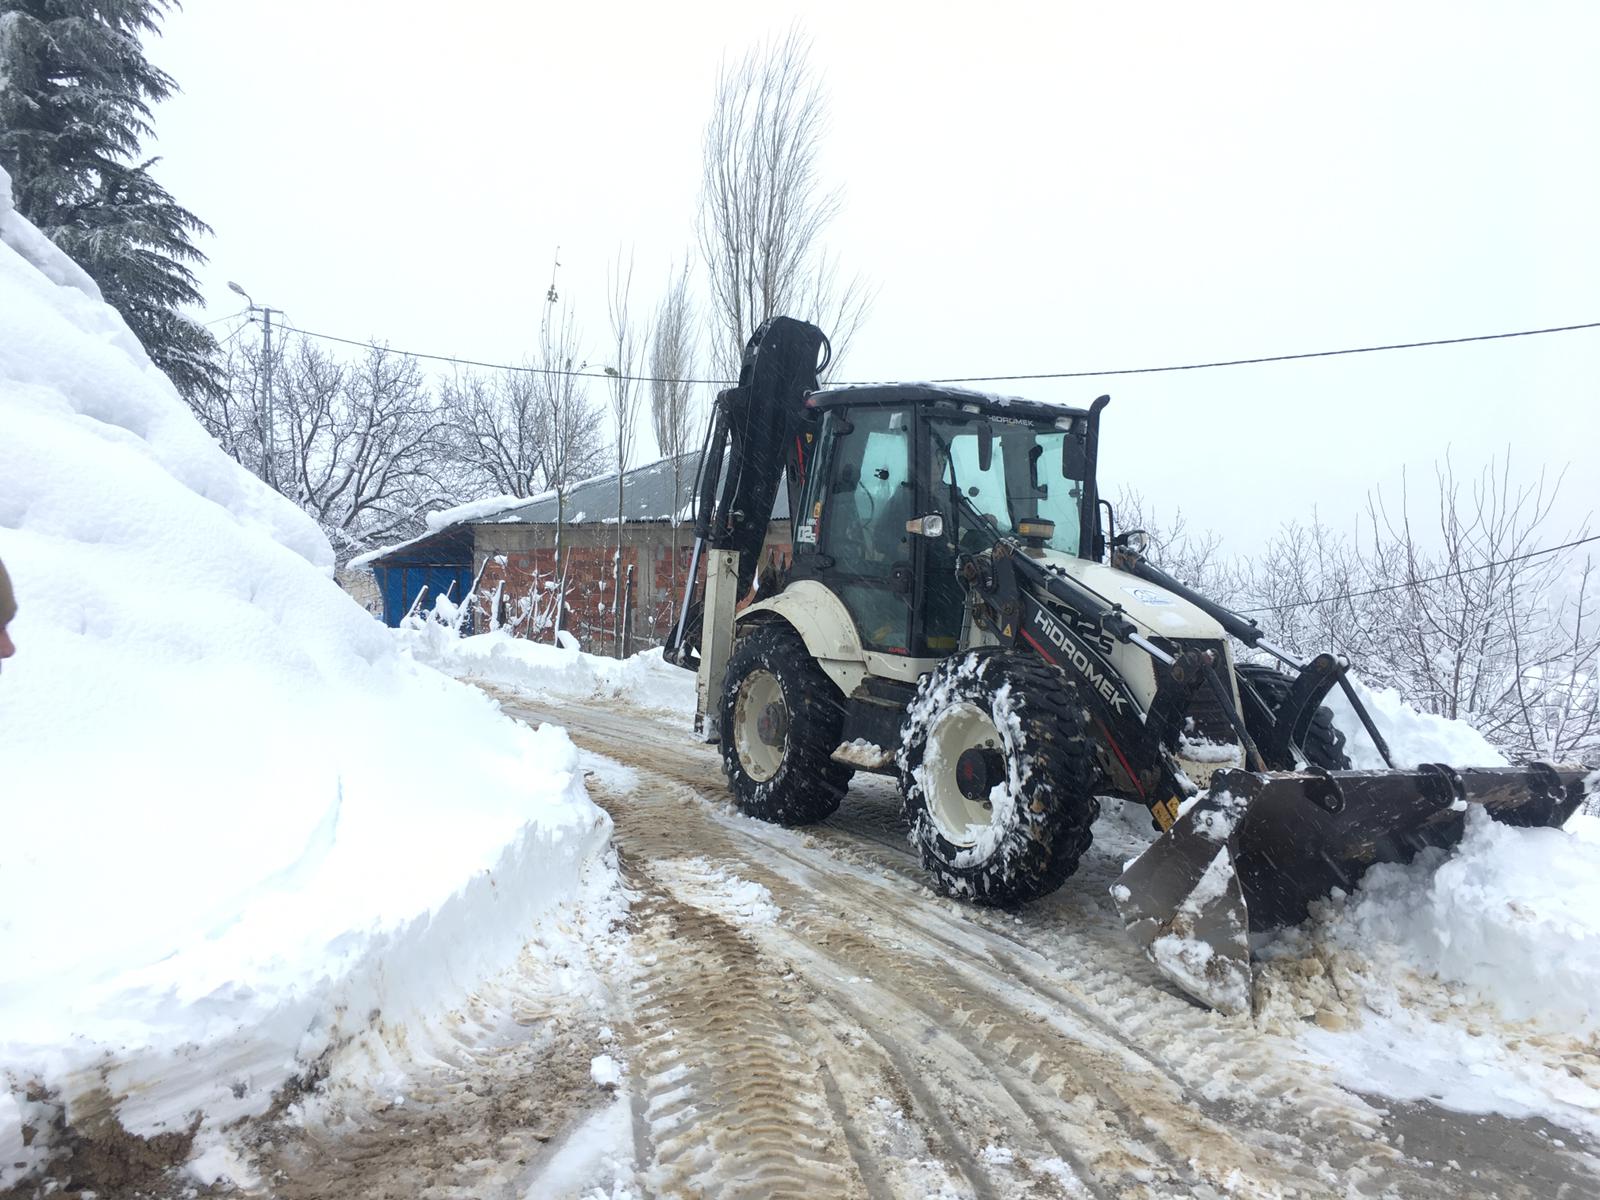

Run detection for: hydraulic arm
[[664, 318, 830, 728]]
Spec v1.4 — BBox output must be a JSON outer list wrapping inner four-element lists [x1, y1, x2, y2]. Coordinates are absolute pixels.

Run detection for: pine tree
[[0, 0, 221, 400]]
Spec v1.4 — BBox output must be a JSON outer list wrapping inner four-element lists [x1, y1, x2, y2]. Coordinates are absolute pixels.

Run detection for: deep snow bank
[[0, 167, 612, 1187], [1333, 809, 1600, 1030]]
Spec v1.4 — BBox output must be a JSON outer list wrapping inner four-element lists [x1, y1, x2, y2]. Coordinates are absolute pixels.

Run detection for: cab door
[[811, 407, 916, 653]]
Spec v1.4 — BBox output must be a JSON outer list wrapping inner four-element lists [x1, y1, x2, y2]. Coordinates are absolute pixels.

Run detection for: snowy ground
[[486, 684, 1600, 1199], [0, 167, 619, 1193], [383, 633, 1600, 1198]]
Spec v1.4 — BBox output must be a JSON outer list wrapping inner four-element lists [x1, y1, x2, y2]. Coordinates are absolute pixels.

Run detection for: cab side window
[[818, 407, 914, 652]]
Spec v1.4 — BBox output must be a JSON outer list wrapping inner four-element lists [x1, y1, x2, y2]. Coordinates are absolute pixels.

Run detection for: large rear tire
[[898, 650, 1100, 904], [719, 624, 852, 825], [1236, 663, 1351, 770]]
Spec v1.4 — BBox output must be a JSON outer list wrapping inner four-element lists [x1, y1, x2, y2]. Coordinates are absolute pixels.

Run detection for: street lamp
[[226, 279, 282, 487]]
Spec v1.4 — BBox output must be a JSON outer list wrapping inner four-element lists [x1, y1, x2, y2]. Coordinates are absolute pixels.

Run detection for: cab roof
[[805, 383, 1093, 424]]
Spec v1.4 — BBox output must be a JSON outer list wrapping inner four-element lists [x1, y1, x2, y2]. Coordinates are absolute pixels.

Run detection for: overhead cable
[[267, 319, 1600, 389], [1235, 533, 1600, 615]]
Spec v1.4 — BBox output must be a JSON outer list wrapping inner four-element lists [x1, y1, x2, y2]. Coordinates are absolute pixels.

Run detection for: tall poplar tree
[[0, 0, 220, 399]]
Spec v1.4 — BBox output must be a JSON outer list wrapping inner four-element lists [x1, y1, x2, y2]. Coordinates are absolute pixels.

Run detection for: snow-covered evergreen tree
[[0, 0, 221, 400]]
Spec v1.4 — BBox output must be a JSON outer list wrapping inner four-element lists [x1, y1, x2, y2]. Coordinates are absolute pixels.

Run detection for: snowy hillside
[[0, 167, 614, 1188]]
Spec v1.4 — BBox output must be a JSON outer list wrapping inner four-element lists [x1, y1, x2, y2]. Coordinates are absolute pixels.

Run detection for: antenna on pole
[[540, 246, 561, 349]]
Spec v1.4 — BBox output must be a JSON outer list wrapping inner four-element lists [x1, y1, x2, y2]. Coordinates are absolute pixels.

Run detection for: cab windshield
[[929, 415, 1087, 557]]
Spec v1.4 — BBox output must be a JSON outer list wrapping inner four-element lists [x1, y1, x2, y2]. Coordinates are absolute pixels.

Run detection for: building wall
[[471, 519, 792, 657], [336, 567, 384, 619]]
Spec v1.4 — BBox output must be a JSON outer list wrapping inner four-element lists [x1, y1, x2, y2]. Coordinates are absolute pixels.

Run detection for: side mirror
[[1062, 432, 1087, 478], [905, 513, 945, 538], [978, 423, 993, 473]]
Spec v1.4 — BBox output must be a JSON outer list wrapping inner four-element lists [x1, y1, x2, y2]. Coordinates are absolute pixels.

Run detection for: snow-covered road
[[474, 690, 1598, 1200]]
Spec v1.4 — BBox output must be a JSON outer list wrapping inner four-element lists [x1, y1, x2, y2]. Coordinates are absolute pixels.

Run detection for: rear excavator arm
[[664, 318, 831, 735]]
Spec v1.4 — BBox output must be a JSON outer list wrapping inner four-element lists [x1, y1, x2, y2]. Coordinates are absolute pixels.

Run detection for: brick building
[[360, 452, 791, 657]]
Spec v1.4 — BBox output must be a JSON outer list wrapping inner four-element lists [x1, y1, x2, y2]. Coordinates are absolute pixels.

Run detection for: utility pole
[[260, 305, 275, 487], [540, 249, 567, 647], [228, 280, 283, 490]]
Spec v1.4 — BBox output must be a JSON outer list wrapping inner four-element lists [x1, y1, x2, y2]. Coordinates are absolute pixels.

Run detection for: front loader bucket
[[1114, 763, 1594, 1015]]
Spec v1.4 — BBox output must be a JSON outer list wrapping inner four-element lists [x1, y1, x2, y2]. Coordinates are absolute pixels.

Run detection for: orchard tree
[[0, 0, 221, 399]]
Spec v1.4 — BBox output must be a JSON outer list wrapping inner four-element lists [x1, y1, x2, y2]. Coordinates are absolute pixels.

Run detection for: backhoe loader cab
[[789, 387, 1100, 658], [668, 317, 1593, 1015]]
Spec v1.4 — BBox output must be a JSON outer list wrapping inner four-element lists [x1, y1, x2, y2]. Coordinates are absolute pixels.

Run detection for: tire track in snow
[[497, 690, 1600, 1199], [618, 857, 862, 1199], [592, 777, 1274, 1197]]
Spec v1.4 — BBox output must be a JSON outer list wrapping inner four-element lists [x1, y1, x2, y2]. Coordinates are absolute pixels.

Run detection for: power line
[[917, 321, 1600, 384], [216, 321, 253, 349], [277, 322, 665, 381], [1236, 533, 1600, 615], [272, 318, 1600, 389], [203, 309, 248, 328]]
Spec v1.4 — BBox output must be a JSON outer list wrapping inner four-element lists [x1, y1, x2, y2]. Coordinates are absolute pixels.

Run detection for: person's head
[[0, 556, 16, 665]]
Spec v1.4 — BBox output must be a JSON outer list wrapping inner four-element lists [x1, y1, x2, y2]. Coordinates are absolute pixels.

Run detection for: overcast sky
[[146, 1, 1599, 552]]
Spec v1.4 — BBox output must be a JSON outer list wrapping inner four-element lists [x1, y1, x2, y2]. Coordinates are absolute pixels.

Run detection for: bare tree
[[697, 25, 872, 377], [443, 363, 606, 502], [443, 369, 542, 499], [193, 327, 279, 485], [1248, 514, 1382, 669], [1113, 488, 1236, 603], [1234, 456, 1600, 762], [605, 248, 648, 653], [197, 334, 454, 562], [1358, 457, 1598, 758], [1518, 555, 1600, 759], [651, 259, 699, 599]]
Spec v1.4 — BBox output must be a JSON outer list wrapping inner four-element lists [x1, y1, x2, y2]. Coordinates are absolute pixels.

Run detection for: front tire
[[719, 623, 852, 825], [898, 650, 1100, 904], [1236, 663, 1351, 770]]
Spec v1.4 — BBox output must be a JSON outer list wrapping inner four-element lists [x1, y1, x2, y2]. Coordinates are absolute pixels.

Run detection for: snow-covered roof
[[354, 451, 790, 569], [424, 493, 524, 531], [492, 451, 791, 527]]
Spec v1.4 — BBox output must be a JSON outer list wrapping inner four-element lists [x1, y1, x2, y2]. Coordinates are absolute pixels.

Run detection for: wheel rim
[[920, 701, 1008, 847], [734, 669, 788, 782]]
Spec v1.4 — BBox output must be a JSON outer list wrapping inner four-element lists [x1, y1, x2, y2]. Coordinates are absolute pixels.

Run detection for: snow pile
[[0, 167, 612, 1187], [1336, 810, 1600, 1029], [589, 1054, 624, 1089], [1326, 676, 1508, 769], [1258, 811, 1600, 1136], [1294, 671, 1600, 1029], [1264, 809, 1600, 1031], [1256, 682, 1600, 1135], [402, 623, 696, 716]]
